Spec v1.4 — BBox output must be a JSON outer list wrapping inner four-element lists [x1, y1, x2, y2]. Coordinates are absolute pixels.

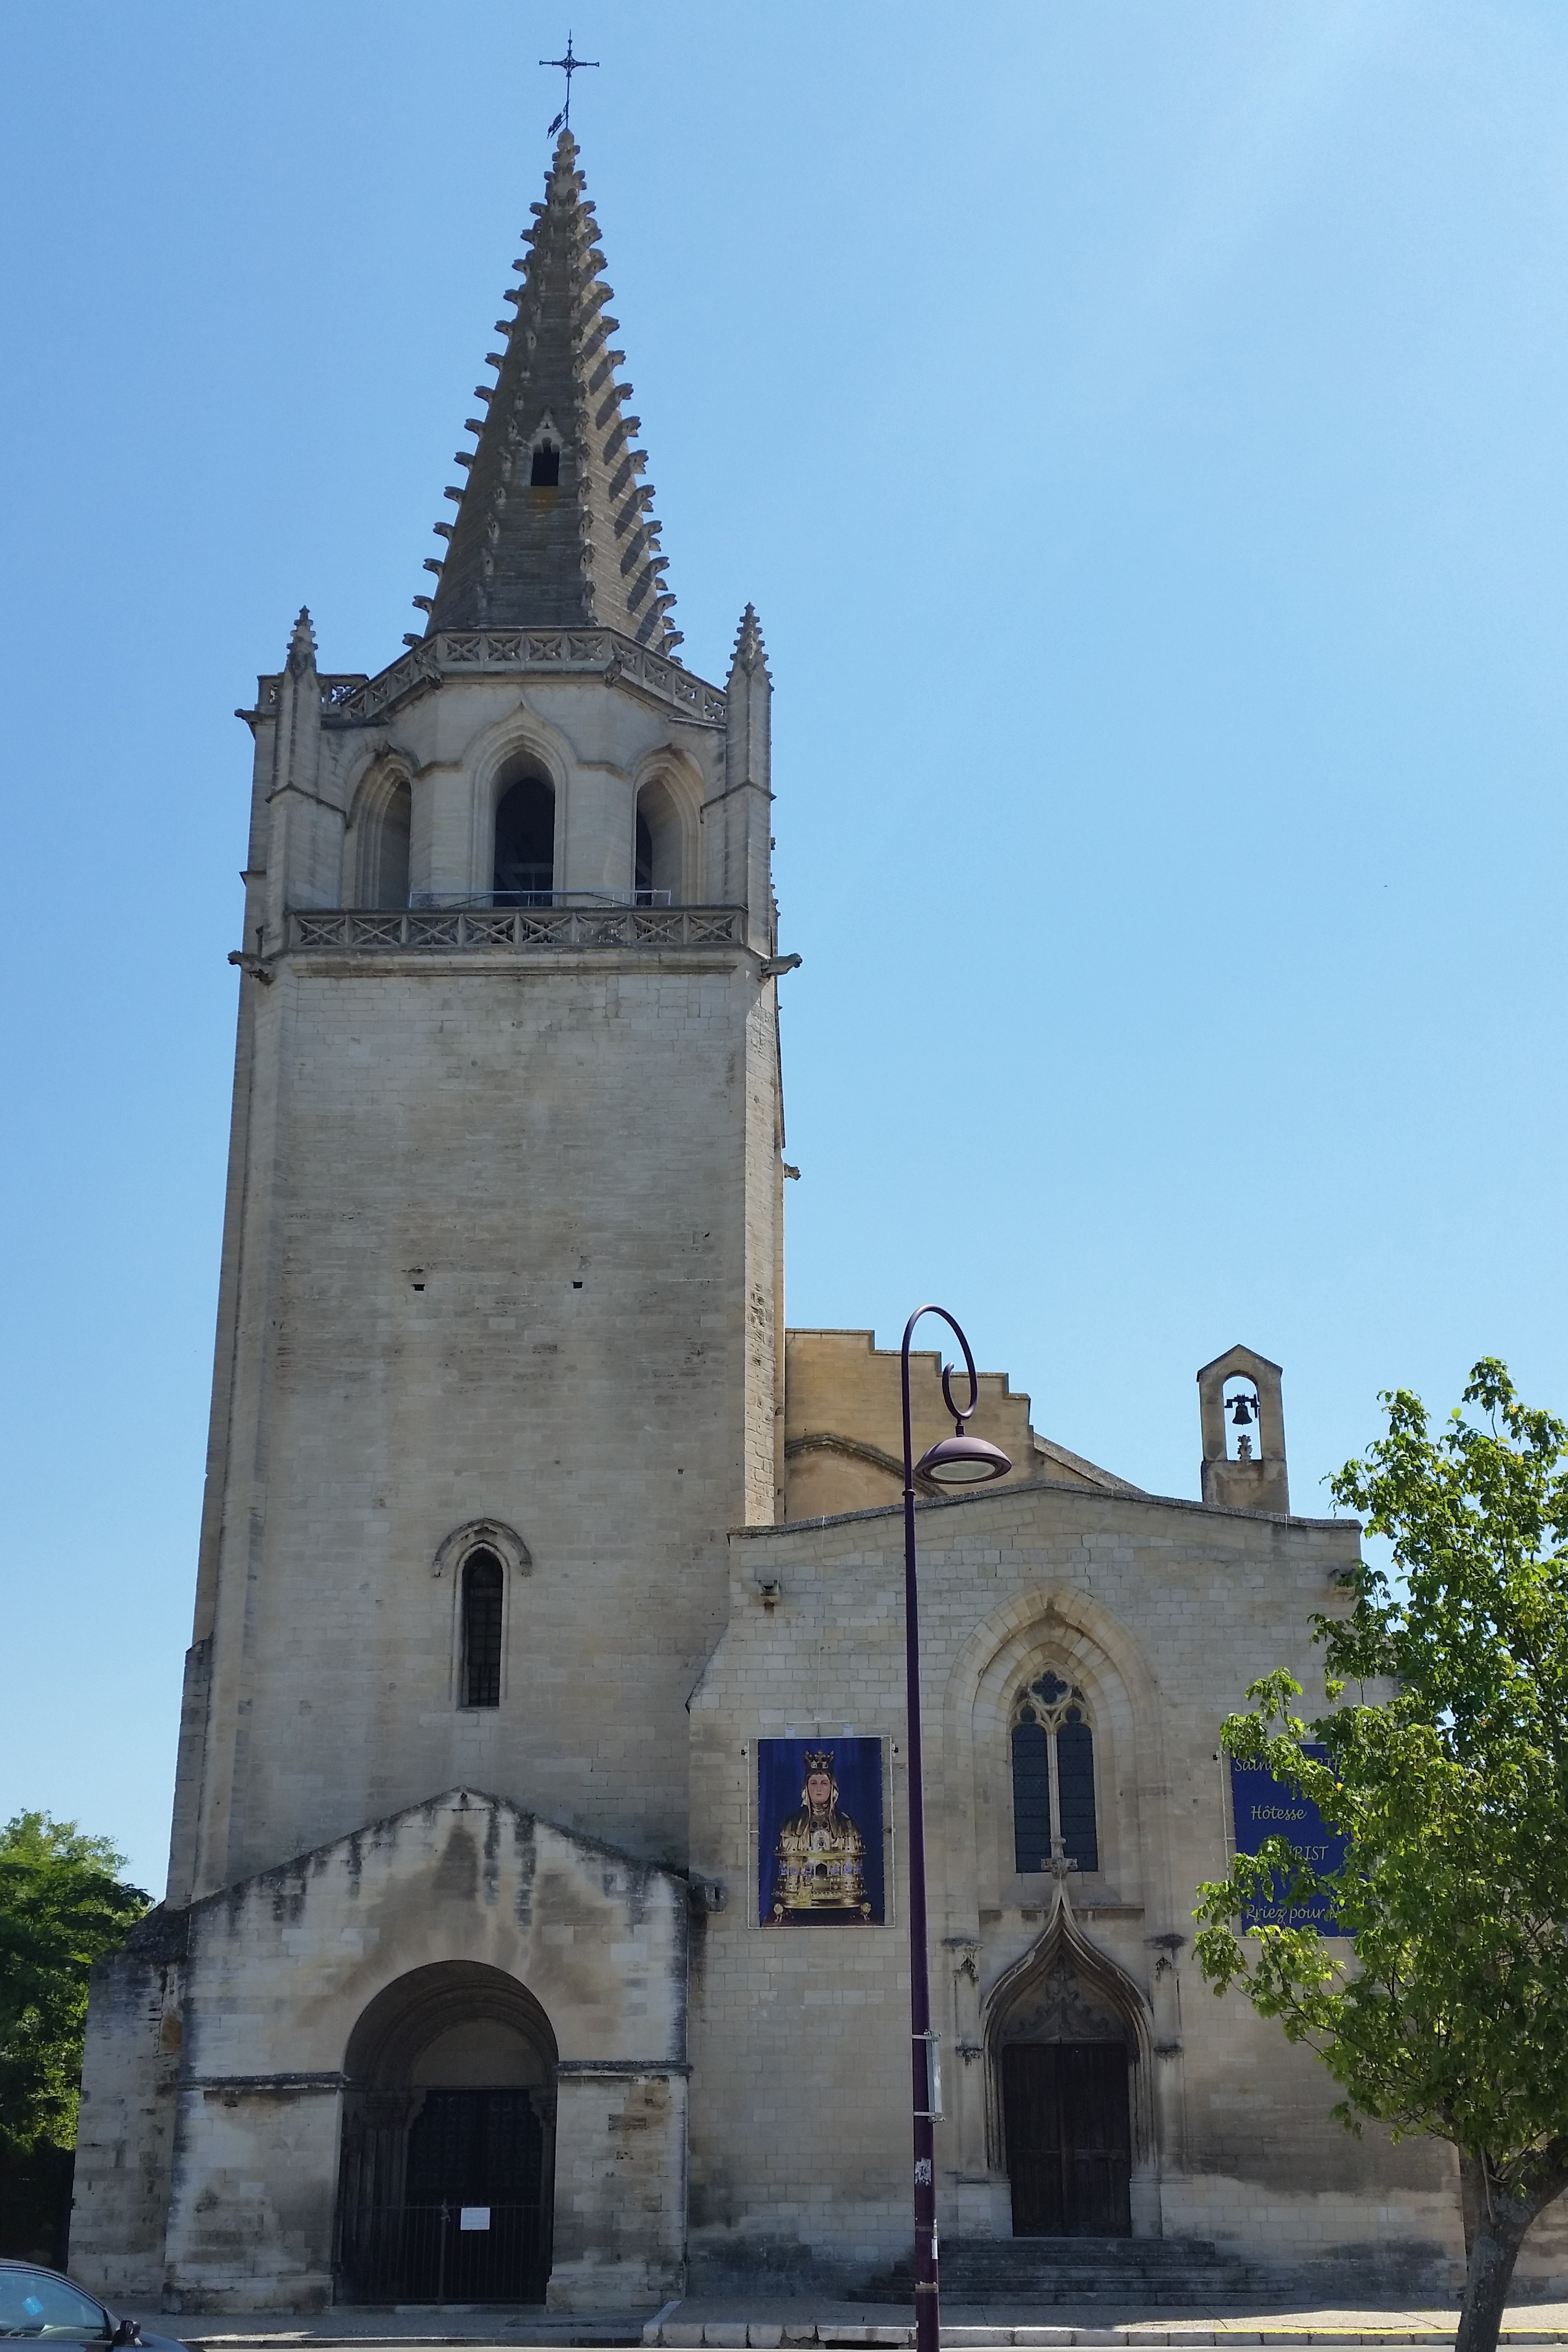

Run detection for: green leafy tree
[[1193, 1361, 1568, 2352], [0, 1812, 149, 2157]]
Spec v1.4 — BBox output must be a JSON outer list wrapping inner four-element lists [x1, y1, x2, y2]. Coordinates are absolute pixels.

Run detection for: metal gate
[[337, 2089, 550, 2303]]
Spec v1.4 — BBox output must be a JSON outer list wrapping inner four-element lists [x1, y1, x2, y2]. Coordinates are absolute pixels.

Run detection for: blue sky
[[3, 3, 1565, 1893]]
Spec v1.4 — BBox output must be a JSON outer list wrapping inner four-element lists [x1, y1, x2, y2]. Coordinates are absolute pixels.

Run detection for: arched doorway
[[989, 1921, 1141, 2239], [336, 1962, 556, 2304]]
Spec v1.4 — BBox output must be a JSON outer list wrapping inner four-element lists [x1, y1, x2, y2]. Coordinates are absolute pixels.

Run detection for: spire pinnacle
[[422, 135, 680, 651], [730, 603, 769, 679], [287, 606, 317, 676]]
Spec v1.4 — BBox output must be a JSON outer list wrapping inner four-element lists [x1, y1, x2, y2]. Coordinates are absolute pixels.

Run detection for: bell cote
[[1197, 1343, 1289, 1516]]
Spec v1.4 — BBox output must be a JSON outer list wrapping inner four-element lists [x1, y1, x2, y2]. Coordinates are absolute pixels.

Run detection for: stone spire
[[420, 131, 680, 649]]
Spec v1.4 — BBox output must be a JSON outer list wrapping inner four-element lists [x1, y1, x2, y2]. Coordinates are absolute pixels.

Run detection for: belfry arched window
[[375, 778, 411, 908], [353, 771, 412, 908], [494, 776, 555, 905], [460, 1549, 505, 1709], [633, 776, 684, 906], [1010, 1670, 1098, 1874]]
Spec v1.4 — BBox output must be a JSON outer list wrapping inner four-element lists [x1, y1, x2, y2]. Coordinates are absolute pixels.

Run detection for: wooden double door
[[1001, 2041, 1132, 2237]]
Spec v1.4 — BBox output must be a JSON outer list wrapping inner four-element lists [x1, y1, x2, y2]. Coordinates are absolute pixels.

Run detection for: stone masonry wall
[[146, 1794, 686, 2312], [184, 947, 769, 1899], [685, 1476, 1467, 2295], [73, 1911, 189, 2302]]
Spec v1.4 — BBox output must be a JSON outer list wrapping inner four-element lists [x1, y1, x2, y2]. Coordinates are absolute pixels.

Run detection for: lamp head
[[915, 1430, 1012, 1489]]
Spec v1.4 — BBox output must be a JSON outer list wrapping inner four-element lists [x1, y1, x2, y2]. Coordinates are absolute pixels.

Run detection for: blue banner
[[1229, 1744, 1351, 1935], [758, 1737, 885, 1925]]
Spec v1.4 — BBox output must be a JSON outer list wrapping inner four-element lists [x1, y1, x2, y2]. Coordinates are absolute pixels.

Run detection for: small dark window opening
[[1011, 1714, 1052, 1875], [461, 1550, 504, 1708], [530, 442, 560, 487], [634, 809, 655, 905], [494, 776, 555, 904]]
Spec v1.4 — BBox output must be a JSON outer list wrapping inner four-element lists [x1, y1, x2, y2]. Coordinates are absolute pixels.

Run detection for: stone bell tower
[[76, 131, 787, 2312], [163, 128, 786, 1907]]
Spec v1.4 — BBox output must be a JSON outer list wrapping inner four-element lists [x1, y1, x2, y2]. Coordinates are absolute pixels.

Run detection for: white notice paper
[[459, 2207, 491, 2232]]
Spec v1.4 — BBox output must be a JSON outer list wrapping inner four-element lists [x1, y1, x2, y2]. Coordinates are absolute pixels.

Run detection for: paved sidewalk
[[159, 2298, 1568, 2350]]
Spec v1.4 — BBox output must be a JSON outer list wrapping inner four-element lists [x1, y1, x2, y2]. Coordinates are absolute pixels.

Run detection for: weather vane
[[541, 32, 598, 137]]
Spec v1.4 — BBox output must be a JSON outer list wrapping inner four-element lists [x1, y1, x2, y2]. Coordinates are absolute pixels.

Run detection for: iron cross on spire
[[541, 32, 598, 136]]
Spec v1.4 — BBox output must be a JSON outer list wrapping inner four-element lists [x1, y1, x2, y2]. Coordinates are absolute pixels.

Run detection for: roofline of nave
[[733, 1472, 1359, 1543]]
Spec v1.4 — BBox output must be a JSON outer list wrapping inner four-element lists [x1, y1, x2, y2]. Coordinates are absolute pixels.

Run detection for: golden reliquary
[[770, 1750, 872, 1920]]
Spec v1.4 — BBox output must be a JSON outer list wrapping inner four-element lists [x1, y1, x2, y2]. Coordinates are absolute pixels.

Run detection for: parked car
[[0, 2263, 186, 2349]]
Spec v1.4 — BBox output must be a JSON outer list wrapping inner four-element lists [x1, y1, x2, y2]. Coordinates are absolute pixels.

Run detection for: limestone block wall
[[1514, 2199, 1568, 2294], [72, 1912, 189, 2302], [95, 1794, 689, 2313], [550, 2071, 689, 2313], [685, 1477, 1463, 2293], [176, 946, 774, 1902], [781, 1330, 1136, 1523]]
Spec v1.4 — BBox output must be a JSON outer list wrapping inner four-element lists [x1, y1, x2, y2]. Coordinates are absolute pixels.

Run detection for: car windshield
[[0, 2275, 111, 2340]]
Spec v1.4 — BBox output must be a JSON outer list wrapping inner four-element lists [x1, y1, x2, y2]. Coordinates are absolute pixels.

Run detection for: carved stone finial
[[286, 606, 317, 677], [730, 602, 769, 679]]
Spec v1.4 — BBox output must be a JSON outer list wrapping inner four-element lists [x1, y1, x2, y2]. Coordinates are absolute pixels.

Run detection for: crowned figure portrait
[[769, 1748, 872, 1922]]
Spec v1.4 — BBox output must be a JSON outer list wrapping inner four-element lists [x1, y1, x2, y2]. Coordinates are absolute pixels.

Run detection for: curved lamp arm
[[900, 1304, 981, 1487]]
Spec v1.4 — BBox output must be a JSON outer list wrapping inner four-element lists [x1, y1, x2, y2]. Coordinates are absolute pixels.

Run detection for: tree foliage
[[0, 1812, 149, 2156], [1193, 1360, 1568, 2352]]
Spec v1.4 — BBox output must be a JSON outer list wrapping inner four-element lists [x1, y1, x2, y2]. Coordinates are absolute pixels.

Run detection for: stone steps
[[851, 2238, 1265, 2308]]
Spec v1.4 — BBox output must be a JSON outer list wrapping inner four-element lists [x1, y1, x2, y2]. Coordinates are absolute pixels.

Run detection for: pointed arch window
[[375, 778, 411, 908], [494, 776, 555, 905], [460, 1549, 505, 1709], [354, 772, 412, 908], [529, 442, 560, 487], [1011, 1670, 1098, 1874], [632, 776, 684, 907]]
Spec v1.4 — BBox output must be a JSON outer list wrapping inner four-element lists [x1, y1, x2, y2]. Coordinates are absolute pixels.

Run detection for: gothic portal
[[72, 131, 1539, 2316]]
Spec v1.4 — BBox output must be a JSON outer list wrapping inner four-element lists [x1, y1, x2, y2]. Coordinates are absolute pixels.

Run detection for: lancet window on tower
[[529, 441, 560, 487], [460, 1549, 505, 1709], [1010, 1670, 1098, 1874], [494, 776, 556, 905]]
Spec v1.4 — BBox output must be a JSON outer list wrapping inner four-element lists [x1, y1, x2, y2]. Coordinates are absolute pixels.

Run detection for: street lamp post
[[900, 1307, 1012, 2352]]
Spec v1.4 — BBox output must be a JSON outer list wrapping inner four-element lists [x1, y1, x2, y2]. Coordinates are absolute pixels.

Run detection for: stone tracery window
[[1010, 1669, 1098, 1874]]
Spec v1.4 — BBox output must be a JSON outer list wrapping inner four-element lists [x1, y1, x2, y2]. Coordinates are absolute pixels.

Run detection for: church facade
[[75, 132, 1555, 2315]]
